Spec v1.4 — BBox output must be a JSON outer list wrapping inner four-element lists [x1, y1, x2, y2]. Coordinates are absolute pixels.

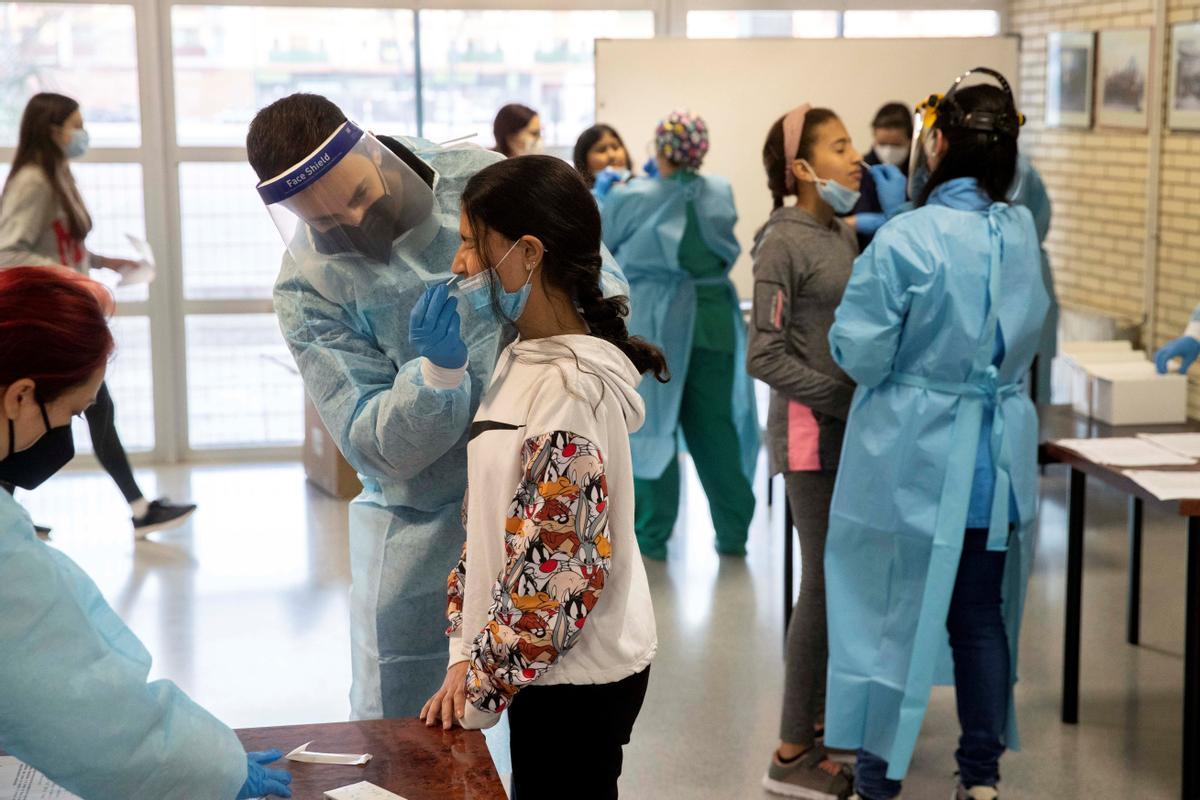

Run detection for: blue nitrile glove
[[410, 283, 468, 370], [236, 750, 292, 799], [870, 163, 908, 216], [594, 168, 622, 198], [642, 157, 660, 179], [854, 212, 887, 235], [1155, 335, 1200, 374]]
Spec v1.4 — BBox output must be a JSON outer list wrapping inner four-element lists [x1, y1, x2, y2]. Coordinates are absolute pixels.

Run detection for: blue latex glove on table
[[1155, 335, 1200, 374], [870, 163, 908, 216], [642, 157, 660, 179], [594, 168, 622, 198], [409, 283, 468, 370], [854, 212, 887, 235], [236, 750, 293, 799]]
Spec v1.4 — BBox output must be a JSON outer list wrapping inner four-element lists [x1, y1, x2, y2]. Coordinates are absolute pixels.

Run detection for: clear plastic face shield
[[257, 121, 436, 265], [907, 67, 1025, 200]]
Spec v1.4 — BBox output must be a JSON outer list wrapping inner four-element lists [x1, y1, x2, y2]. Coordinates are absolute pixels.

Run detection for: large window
[[687, 10, 839, 39], [419, 10, 654, 148], [0, 3, 140, 146], [185, 315, 304, 449], [178, 162, 281, 300], [171, 5, 417, 147], [843, 10, 1000, 38]]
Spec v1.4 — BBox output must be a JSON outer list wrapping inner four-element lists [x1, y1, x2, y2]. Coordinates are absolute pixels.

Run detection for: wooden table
[[1040, 405, 1200, 800], [236, 719, 506, 800]]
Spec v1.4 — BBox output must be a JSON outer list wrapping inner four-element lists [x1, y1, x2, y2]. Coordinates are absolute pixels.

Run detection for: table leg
[[1183, 517, 1200, 800], [1128, 497, 1144, 646], [783, 499, 794, 649], [1063, 468, 1086, 725]]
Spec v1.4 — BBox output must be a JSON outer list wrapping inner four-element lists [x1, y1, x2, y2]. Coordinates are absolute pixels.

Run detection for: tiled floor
[[13, 456, 1191, 798]]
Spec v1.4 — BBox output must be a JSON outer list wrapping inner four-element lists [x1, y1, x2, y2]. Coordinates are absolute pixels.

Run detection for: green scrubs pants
[[634, 346, 756, 558]]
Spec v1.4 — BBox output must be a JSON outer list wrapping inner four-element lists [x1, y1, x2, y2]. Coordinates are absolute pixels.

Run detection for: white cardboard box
[[1062, 347, 1148, 417], [1086, 362, 1188, 426]]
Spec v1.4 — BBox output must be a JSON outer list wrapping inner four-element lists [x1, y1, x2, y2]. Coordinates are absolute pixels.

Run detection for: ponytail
[[575, 270, 669, 383]]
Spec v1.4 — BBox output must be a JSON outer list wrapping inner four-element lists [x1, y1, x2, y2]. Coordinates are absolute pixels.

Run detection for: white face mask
[[515, 134, 542, 157], [874, 143, 907, 166]]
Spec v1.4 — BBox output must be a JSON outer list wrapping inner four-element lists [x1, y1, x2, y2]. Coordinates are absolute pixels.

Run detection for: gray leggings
[[779, 470, 836, 746]]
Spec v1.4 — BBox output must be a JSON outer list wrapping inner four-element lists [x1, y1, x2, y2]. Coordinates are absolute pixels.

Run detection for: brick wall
[[1011, 0, 1200, 416]]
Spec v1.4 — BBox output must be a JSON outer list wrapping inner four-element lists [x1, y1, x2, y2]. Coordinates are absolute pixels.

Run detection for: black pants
[[508, 667, 650, 800], [1, 382, 143, 503]]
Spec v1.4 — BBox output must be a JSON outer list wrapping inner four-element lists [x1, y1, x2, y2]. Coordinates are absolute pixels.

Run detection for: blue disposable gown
[[823, 177, 1051, 779], [0, 491, 246, 799], [274, 138, 627, 719], [600, 173, 759, 482], [1008, 154, 1056, 403]]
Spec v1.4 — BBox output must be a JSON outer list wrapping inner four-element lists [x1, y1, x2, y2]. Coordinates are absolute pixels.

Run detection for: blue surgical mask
[[459, 239, 535, 321], [800, 160, 861, 215], [64, 128, 89, 160]]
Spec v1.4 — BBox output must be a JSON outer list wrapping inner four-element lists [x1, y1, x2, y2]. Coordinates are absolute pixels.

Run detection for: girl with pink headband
[[748, 104, 864, 800]]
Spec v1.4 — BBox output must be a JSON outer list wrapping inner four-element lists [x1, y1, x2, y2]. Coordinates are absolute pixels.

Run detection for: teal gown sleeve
[[0, 503, 246, 800], [274, 263, 474, 483], [828, 233, 915, 389]]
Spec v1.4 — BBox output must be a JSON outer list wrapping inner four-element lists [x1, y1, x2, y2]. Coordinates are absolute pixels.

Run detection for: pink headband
[[783, 104, 811, 194]]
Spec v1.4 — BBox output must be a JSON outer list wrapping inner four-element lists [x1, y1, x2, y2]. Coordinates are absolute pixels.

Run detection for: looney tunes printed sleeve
[[465, 431, 611, 714]]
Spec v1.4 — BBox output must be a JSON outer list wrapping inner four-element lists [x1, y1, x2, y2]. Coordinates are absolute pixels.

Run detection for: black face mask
[[311, 191, 405, 264], [0, 402, 75, 491]]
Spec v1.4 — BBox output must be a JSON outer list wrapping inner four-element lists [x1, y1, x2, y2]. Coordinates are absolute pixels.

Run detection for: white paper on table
[[286, 742, 372, 766], [1137, 433, 1200, 460], [1053, 437, 1197, 467], [1124, 470, 1200, 501], [118, 234, 157, 286], [0, 756, 82, 800], [324, 781, 408, 800]]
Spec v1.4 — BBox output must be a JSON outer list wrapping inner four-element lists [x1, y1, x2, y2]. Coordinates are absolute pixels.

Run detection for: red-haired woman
[[0, 267, 292, 800], [0, 93, 193, 537]]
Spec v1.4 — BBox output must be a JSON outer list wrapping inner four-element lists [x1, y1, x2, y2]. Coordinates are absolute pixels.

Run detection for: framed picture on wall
[[1168, 21, 1200, 130], [1046, 31, 1095, 128], [1096, 28, 1152, 129]]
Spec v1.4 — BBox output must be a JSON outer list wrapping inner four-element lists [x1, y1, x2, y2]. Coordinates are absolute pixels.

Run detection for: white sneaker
[[953, 786, 998, 800]]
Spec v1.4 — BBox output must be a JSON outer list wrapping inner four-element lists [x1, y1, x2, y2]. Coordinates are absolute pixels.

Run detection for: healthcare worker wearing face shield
[[600, 110, 759, 560], [0, 267, 291, 800], [250, 94, 627, 720], [907, 94, 1057, 403], [823, 69, 1050, 800]]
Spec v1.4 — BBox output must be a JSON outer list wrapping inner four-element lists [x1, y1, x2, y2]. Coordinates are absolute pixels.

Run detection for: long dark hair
[[917, 84, 1018, 207], [462, 155, 668, 382], [761, 107, 839, 209], [4, 93, 92, 240], [573, 124, 631, 188], [492, 103, 537, 158]]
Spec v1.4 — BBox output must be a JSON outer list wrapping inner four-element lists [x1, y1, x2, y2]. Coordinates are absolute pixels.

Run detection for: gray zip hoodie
[[746, 206, 858, 475]]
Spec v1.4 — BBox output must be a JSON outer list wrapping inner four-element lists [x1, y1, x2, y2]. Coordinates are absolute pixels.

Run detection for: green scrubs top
[[676, 172, 735, 353]]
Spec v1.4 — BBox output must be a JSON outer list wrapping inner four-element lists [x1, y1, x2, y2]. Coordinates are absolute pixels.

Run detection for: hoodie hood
[[509, 334, 647, 434]]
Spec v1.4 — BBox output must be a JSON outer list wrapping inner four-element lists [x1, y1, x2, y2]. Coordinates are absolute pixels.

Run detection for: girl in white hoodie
[[419, 155, 665, 800]]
